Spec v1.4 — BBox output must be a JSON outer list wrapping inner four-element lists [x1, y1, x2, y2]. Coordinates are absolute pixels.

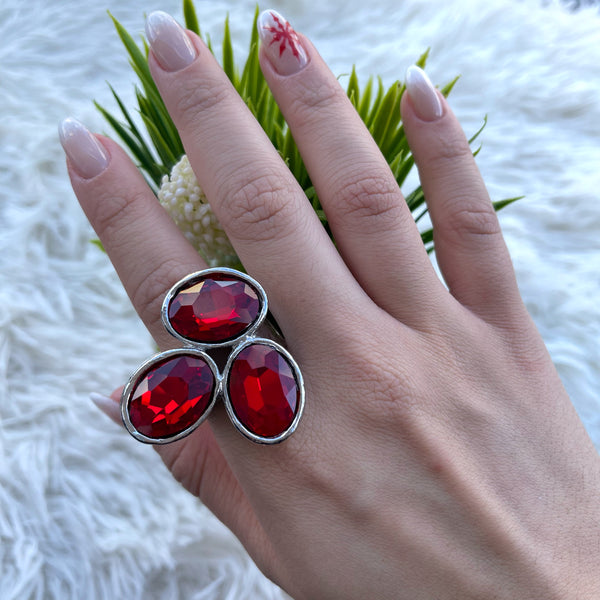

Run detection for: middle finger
[[146, 11, 367, 344]]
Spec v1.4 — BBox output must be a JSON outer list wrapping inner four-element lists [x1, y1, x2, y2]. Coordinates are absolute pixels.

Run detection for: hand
[[60, 10, 600, 600]]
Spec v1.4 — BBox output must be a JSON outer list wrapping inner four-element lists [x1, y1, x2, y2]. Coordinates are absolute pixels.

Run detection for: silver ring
[[121, 268, 304, 445]]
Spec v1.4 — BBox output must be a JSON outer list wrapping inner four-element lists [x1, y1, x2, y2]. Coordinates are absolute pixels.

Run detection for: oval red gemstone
[[128, 354, 215, 440], [227, 344, 299, 438], [168, 274, 261, 344]]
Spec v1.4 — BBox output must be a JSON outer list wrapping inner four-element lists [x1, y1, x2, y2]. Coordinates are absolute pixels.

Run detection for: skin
[[65, 21, 600, 600]]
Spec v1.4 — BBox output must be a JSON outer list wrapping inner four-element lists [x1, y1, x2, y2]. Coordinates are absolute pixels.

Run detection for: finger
[[256, 10, 444, 324], [145, 11, 366, 344], [61, 119, 315, 568], [153, 419, 276, 575], [401, 67, 523, 321], [60, 119, 205, 349], [91, 388, 275, 572]]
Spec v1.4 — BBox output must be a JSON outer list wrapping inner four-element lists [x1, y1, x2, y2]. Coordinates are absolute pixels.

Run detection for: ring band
[[121, 268, 305, 444]]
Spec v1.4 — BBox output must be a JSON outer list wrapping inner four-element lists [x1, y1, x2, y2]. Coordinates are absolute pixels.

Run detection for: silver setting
[[161, 267, 269, 349], [122, 268, 305, 445], [222, 338, 305, 445], [121, 348, 220, 445]]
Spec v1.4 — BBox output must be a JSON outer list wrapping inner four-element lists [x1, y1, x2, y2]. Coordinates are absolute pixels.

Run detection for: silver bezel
[[161, 267, 269, 349], [121, 348, 221, 445], [222, 338, 305, 445]]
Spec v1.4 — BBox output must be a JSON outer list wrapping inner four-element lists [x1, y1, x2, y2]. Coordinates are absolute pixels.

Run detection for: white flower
[[158, 155, 238, 267]]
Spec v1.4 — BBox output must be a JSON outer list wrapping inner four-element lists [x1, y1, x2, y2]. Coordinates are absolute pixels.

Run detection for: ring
[[121, 268, 305, 445]]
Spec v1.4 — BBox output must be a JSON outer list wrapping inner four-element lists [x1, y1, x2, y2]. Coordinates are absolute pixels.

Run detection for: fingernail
[[146, 10, 197, 72], [90, 392, 122, 425], [405, 65, 443, 121], [59, 118, 109, 179], [257, 9, 308, 76]]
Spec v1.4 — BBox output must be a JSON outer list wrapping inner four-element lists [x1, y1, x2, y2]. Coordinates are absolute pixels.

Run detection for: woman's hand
[[60, 10, 600, 600]]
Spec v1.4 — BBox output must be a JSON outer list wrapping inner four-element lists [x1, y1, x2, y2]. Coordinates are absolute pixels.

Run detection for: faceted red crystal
[[128, 354, 215, 440], [227, 343, 299, 438], [168, 274, 261, 344]]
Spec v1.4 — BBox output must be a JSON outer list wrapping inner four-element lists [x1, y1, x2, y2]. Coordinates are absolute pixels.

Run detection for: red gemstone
[[128, 354, 215, 440], [168, 274, 261, 344], [227, 344, 298, 438]]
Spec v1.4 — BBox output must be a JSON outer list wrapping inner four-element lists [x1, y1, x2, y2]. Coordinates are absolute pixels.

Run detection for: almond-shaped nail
[[405, 65, 443, 122], [90, 392, 122, 425], [146, 11, 197, 72], [59, 118, 109, 179], [258, 10, 308, 76]]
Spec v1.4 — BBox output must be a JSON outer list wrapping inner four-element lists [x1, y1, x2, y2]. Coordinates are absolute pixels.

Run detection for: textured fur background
[[1, 0, 599, 598]]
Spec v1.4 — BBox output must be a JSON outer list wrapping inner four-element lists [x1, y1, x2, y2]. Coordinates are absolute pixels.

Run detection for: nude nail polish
[[145, 11, 197, 72], [59, 118, 109, 179], [405, 65, 443, 121], [257, 10, 308, 76], [90, 392, 122, 424]]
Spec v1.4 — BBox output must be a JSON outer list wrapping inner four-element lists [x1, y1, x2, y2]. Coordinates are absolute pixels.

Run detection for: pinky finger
[[90, 391, 122, 424], [401, 66, 524, 323]]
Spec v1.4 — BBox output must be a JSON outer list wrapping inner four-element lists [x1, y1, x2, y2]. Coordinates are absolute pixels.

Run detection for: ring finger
[[255, 10, 445, 324]]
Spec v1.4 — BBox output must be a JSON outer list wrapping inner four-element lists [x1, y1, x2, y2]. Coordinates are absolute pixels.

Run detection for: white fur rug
[[1, 0, 599, 598]]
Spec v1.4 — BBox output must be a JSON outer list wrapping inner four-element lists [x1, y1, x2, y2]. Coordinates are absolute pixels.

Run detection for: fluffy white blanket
[[1, 0, 599, 597]]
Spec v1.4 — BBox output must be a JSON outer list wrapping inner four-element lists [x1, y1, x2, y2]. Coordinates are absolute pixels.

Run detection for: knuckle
[[173, 77, 230, 125], [218, 169, 300, 242], [442, 202, 502, 241], [363, 357, 422, 420], [289, 77, 344, 115], [339, 332, 422, 425], [332, 170, 404, 229], [130, 256, 188, 331], [90, 188, 148, 245], [426, 129, 473, 170]]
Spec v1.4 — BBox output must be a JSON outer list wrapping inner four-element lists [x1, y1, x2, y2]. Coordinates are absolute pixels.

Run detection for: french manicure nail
[[90, 392, 122, 425], [257, 9, 308, 76], [59, 118, 109, 179], [405, 65, 443, 121], [146, 10, 197, 72]]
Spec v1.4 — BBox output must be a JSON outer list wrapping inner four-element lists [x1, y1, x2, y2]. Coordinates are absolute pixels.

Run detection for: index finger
[[59, 120, 205, 349]]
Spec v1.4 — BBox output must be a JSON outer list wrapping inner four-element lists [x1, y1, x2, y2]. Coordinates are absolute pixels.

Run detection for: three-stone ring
[[121, 268, 305, 445]]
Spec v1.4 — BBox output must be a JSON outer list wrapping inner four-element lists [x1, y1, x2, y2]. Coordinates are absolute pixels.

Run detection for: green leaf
[[140, 112, 178, 166], [468, 115, 487, 145], [388, 149, 405, 179], [91, 239, 106, 252], [493, 196, 523, 211], [347, 66, 360, 109], [440, 75, 460, 97], [416, 48, 430, 68], [357, 76, 373, 120], [183, 0, 201, 35], [249, 5, 260, 48], [413, 205, 429, 223], [255, 83, 272, 127], [405, 185, 425, 212], [135, 79, 183, 159], [396, 155, 415, 187], [222, 14, 236, 84], [366, 77, 384, 129], [420, 227, 433, 245], [271, 121, 285, 153], [109, 12, 155, 92], [106, 84, 155, 156], [95, 101, 163, 183]]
